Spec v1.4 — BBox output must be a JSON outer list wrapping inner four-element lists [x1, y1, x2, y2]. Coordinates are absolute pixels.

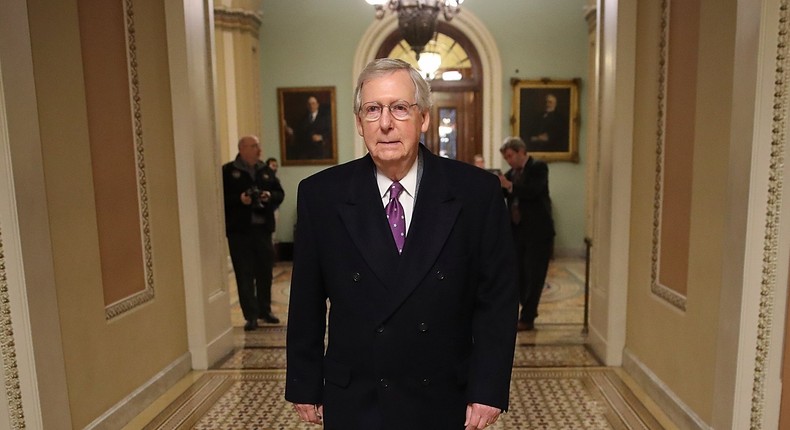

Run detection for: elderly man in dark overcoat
[[285, 59, 518, 430]]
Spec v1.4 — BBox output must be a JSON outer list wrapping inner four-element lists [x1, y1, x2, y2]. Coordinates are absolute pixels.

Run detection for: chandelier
[[365, 0, 464, 58]]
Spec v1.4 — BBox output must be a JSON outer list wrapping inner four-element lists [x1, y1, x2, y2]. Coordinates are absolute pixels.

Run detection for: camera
[[245, 186, 267, 210]]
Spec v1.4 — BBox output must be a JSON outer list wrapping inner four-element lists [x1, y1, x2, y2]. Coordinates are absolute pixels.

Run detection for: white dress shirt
[[376, 160, 418, 236]]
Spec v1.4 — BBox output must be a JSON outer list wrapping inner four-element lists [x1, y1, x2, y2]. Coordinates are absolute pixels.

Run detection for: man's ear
[[355, 114, 364, 137], [420, 110, 430, 133]]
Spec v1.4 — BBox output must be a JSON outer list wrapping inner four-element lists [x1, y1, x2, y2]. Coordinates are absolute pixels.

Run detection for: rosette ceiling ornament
[[365, 0, 464, 59]]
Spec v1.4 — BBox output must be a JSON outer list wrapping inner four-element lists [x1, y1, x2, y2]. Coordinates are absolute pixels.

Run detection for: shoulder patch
[[232, 170, 241, 179]]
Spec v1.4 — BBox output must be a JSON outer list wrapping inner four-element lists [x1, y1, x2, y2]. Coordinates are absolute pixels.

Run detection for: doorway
[[376, 22, 483, 164]]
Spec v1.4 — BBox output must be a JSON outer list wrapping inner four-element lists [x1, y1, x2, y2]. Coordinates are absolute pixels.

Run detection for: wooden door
[[423, 91, 481, 164]]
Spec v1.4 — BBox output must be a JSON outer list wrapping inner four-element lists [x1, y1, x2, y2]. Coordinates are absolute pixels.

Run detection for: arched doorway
[[375, 22, 483, 164]]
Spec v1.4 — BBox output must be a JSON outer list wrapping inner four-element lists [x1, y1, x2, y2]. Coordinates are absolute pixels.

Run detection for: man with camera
[[223, 135, 285, 330]]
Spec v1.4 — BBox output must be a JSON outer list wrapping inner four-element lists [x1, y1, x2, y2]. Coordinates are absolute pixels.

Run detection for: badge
[[262, 173, 270, 180], [232, 170, 241, 179]]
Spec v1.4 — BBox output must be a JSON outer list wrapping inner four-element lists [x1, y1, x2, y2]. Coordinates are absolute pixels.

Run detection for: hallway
[[125, 259, 677, 429]]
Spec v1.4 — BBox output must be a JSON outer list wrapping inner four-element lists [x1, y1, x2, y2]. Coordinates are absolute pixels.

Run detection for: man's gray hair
[[500, 136, 527, 154], [353, 58, 432, 114]]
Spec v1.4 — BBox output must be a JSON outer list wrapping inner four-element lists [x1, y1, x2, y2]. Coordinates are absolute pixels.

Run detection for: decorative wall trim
[[213, 7, 263, 38], [106, 0, 155, 320], [0, 233, 26, 430], [650, 0, 687, 311], [750, 0, 789, 427]]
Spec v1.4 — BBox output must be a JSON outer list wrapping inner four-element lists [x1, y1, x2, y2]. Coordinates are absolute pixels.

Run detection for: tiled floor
[[126, 259, 678, 429]]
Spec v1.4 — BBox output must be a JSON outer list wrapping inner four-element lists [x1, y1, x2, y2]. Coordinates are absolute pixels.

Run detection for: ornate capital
[[214, 7, 263, 38]]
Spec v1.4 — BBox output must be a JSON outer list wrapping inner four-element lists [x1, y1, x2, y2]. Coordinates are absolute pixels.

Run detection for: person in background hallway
[[473, 153, 486, 169], [286, 95, 333, 160], [266, 157, 279, 176], [222, 136, 285, 330], [498, 136, 555, 331], [285, 58, 519, 430]]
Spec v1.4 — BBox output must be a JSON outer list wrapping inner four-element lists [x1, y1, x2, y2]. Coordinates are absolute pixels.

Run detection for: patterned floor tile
[[138, 259, 664, 429], [144, 368, 663, 430]]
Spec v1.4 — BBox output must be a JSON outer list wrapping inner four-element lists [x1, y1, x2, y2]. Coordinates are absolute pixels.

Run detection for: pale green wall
[[259, 0, 589, 254]]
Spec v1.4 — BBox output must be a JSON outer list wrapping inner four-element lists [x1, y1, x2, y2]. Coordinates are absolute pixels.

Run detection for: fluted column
[[214, 0, 263, 162]]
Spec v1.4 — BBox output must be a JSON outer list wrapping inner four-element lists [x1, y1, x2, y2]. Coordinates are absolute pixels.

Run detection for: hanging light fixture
[[365, 0, 464, 59], [417, 51, 442, 79]]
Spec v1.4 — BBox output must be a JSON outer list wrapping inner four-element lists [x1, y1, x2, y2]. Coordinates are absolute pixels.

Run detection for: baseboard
[[622, 348, 711, 430], [84, 353, 192, 430], [207, 325, 235, 368], [553, 246, 586, 259]]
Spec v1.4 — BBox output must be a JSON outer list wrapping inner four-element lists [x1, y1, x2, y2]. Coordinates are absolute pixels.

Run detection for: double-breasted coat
[[285, 146, 519, 429]]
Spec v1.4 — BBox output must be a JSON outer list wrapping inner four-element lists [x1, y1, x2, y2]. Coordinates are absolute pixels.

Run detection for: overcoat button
[[376, 325, 385, 333], [418, 322, 429, 332], [379, 378, 389, 388], [352, 272, 361, 282], [435, 270, 445, 280], [421, 378, 430, 386]]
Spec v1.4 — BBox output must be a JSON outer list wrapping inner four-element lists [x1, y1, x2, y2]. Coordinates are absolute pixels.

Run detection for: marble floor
[[124, 258, 678, 429]]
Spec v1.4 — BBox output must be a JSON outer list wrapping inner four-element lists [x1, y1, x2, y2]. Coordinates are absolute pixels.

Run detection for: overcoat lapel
[[377, 148, 461, 323], [336, 155, 401, 291]]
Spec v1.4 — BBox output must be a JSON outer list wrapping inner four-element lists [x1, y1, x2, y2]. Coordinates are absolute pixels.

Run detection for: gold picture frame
[[511, 78, 580, 163], [277, 86, 338, 166]]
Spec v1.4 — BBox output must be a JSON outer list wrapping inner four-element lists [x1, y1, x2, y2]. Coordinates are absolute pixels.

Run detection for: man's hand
[[260, 190, 271, 202], [240, 192, 252, 205], [498, 174, 512, 192], [293, 403, 324, 425], [465, 403, 501, 429]]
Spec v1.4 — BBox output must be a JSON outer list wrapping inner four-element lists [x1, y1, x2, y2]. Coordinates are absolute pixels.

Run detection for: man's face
[[355, 70, 429, 172], [545, 95, 557, 112], [502, 148, 527, 169], [239, 137, 261, 165], [307, 97, 319, 113], [268, 160, 278, 171]]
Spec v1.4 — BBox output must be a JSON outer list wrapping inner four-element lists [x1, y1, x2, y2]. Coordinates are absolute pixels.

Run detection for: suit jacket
[[504, 156, 555, 243], [222, 157, 284, 235], [285, 145, 519, 429]]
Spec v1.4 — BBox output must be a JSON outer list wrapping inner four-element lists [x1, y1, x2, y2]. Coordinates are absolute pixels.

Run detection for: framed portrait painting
[[511, 78, 580, 162], [278, 86, 338, 166]]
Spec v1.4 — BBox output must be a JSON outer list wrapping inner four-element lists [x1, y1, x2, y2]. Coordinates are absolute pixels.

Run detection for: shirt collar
[[376, 158, 418, 199]]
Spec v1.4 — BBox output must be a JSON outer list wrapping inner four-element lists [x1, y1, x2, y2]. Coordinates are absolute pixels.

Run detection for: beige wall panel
[[28, 0, 187, 427], [77, 0, 147, 305], [627, 0, 734, 423], [658, 0, 700, 296]]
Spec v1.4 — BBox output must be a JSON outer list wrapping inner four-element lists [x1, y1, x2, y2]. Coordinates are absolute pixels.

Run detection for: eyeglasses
[[358, 100, 419, 121]]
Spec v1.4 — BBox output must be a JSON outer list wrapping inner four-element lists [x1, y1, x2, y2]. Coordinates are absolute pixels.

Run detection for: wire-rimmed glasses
[[358, 100, 419, 121]]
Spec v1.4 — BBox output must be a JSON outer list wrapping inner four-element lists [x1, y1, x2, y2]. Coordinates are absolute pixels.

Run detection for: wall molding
[[105, 0, 155, 320], [750, 0, 789, 426], [650, 0, 688, 312], [214, 7, 262, 37]]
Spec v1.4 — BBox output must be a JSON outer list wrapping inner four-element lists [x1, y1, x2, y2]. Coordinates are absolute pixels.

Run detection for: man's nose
[[378, 108, 393, 129]]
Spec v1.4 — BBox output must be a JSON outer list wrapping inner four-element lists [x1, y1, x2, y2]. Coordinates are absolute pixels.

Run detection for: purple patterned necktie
[[386, 181, 406, 253]]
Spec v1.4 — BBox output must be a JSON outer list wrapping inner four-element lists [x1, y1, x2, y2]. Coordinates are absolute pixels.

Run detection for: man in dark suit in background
[[287, 95, 333, 160], [222, 135, 285, 330], [498, 136, 555, 331], [286, 59, 518, 430]]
